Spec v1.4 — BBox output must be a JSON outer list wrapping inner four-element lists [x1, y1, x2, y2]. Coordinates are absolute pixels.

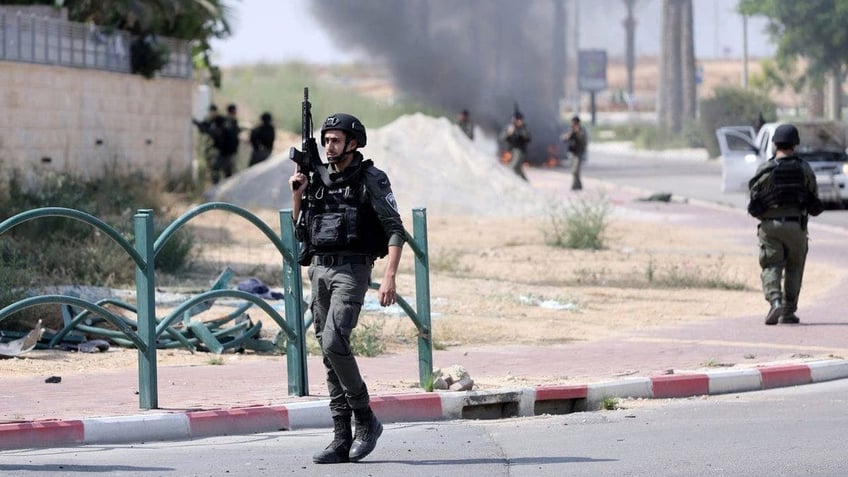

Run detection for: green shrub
[[543, 196, 611, 250], [601, 396, 620, 410], [594, 121, 702, 150], [646, 256, 747, 291], [154, 223, 197, 273], [130, 35, 170, 79], [0, 169, 194, 289], [0, 241, 31, 307], [351, 318, 386, 357], [632, 124, 690, 150], [698, 86, 777, 157], [429, 248, 470, 274]]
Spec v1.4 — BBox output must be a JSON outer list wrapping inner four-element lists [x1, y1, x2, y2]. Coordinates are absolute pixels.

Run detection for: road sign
[[578, 49, 607, 92]]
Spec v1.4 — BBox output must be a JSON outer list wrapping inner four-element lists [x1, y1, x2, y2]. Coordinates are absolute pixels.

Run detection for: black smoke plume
[[310, 0, 568, 163]]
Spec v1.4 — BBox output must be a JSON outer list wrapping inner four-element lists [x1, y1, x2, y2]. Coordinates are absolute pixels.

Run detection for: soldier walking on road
[[747, 123, 823, 325], [289, 113, 405, 464]]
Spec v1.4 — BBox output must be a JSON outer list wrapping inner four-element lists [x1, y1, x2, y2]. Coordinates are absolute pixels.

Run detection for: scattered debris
[[638, 192, 673, 202], [518, 295, 579, 311], [1, 269, 287, 356], [61, 340, 111, 353], [432, 364, 474, 391], [0, 320, 44, 358], [237, 278, 284, 300]]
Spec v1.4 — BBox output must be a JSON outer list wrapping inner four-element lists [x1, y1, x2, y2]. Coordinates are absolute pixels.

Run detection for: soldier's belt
[[312, 255, 373, 267], [764, 216, 801, 222]]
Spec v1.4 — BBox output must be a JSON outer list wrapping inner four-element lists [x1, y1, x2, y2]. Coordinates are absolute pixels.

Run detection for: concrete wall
[[0, 62, 193, 183]]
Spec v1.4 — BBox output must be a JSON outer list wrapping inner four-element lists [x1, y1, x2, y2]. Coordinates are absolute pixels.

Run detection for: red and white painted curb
[[2, 359, 847, 450]]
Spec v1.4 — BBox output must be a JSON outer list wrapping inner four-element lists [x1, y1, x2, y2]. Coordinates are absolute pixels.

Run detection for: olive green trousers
[[757, 219, 808, 313]]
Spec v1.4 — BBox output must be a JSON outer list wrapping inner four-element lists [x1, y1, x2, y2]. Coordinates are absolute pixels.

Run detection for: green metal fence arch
[[0, 203, 432, 409]]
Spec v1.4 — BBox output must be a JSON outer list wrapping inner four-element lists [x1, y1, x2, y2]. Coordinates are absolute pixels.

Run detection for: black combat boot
[[764, 298, 783, 326], [779, 312, 801, 324], [313, 416, 352, 464], [349, 407, 383, 462]]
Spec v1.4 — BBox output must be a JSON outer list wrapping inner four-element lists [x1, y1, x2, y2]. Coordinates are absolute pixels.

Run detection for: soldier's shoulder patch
[[363, 166, 391, 189], [385, 192, 398, 212]]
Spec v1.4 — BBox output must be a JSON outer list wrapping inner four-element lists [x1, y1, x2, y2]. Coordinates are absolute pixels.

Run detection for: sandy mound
[[207, 113, 550, 217]]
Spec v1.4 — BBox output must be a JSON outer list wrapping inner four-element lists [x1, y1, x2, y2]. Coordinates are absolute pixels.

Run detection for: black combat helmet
[[773, 124, 800, 147], [321, 113, 367, 148]]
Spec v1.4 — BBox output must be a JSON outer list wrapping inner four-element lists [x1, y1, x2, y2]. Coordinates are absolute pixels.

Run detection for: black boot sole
[[313, 451, 350, 464], [349, 420, 383, 462], [765, 304, 783, 325]]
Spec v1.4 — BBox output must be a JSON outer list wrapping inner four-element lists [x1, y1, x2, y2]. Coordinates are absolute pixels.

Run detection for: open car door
[[716, 126, 758, 193]]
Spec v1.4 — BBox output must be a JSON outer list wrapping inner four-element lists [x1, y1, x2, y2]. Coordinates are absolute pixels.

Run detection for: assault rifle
[[289, 87, 330, 190], [288, 87, 331, 266]]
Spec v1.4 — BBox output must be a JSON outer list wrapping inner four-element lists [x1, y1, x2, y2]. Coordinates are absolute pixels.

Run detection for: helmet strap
[[327, 135, 357, 164]]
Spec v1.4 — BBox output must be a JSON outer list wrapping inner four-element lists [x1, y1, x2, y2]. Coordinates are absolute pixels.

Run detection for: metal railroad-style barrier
[[0, 203, 432, 410]]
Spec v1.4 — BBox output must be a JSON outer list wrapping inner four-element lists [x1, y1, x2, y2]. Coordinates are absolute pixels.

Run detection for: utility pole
[[742, 13, 749, 89], [623, 0, 637, 99], [553, 0, 567, 117]]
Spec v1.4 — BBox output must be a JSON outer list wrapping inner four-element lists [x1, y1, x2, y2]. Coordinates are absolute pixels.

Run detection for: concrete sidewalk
[[3, 169, 848, 450]]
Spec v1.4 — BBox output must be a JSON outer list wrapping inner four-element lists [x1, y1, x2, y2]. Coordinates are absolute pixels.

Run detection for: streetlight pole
[[742, 13, 749, 89]]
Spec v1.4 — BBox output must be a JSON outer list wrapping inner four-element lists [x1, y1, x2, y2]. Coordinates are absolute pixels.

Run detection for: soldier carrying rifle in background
[[501, 105, 532, 181]]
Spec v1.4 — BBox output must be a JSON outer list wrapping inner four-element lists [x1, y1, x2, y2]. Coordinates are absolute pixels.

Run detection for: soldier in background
[[500, 110, 532, 181], [249, 111, 276, 166], [193, 104, 226, 183], [456, 109, 474, 140], [562, 115, 588, 190], [747, 123, 823, 325], [210, 103, 241, 183]]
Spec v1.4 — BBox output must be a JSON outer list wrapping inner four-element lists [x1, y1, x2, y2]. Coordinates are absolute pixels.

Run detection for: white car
[[716, 121, 848, 205]]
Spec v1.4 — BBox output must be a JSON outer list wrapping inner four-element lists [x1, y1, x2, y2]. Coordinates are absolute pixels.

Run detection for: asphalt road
[[584, 145, 848, 230], [3, 379, 847, 476]]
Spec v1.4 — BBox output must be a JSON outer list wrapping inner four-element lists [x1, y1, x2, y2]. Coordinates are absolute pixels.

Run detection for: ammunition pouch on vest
[[309, 207, 360, 248], [303, 160, 388, 259]]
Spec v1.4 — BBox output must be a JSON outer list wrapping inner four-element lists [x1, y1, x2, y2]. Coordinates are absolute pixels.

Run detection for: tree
[[739, 0, 848, 119], [748, 57, 823, 117], [9, 0, 233, 85], [658, 0, 696, 133]]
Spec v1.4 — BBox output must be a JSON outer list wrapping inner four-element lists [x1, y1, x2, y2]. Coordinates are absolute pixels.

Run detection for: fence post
[[280, 209, 308, 396], [135, 209, 158, 409], [412, 208, 433, 386]]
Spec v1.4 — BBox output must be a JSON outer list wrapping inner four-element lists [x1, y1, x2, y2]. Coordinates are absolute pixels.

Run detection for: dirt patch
[[3, 190, 840, 383], [2, 116, 842, 388]]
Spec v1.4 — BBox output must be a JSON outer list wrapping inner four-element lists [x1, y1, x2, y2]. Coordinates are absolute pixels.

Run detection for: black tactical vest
[[758, 157, 808, 208], [305, 161, 388, 258]]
